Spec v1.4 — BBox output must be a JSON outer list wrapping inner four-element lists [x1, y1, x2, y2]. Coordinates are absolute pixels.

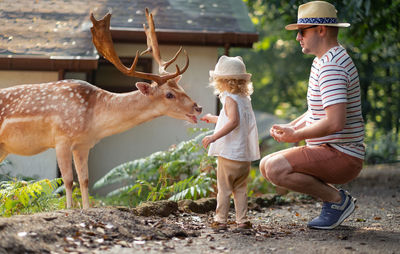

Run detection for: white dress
[[208, 92, 260, 162]]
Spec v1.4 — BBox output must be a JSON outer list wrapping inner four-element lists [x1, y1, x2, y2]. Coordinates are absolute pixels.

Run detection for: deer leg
[[72, 148, 90, 209], [0, 146, 9, 163], [55, 144, 73, 209]]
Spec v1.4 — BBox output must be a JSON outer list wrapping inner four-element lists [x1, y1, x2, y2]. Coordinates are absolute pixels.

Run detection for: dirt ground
[[0, 163, 399, 254]]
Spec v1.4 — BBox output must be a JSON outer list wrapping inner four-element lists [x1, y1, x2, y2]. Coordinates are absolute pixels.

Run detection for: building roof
[[0, 0, 258, 71]]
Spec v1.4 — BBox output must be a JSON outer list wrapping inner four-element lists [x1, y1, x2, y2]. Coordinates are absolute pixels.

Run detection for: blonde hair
[[211, 78, 253, 96]]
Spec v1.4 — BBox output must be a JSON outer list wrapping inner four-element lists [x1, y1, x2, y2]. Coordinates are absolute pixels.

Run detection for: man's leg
[[260, 153, 341, 203], [259, 145, 363, 229]]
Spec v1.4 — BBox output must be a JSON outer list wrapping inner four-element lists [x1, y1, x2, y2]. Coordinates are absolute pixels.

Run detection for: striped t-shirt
[[306, 45, 365, 160]]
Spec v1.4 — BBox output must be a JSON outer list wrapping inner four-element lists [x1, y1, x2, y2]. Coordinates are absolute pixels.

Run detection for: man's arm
[[289, 111, 309, 129], [272, 103, 346, 143], [270, 111, 308, 140]]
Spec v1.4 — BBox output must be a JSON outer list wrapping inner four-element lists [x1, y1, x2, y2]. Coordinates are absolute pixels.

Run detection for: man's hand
[[270, 103, 346, 143], [270, 124, 299, 143]]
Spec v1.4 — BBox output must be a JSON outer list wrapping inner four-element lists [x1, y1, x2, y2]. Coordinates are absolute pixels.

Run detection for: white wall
[[0, 70, 58, 179], [87, 44, 219, 195]]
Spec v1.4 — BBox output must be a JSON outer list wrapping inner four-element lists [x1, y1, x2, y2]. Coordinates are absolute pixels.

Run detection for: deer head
[[90, 8, 201, 123]]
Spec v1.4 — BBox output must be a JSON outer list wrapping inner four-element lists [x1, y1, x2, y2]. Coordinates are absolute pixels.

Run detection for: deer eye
[[166, 92, 175, 99]]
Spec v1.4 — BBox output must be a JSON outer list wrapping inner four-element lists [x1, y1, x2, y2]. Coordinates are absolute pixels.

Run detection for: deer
[[0, 8, 202, 209]]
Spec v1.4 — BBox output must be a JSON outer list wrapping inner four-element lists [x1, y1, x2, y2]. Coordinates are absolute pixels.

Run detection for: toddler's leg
[[215, 157, 233, 223], [232, 161, 251, 224]]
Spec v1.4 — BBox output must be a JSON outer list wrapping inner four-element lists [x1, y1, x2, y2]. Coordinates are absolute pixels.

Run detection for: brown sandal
[[237, 221, 252, 229], [211, 221, 228, 231]]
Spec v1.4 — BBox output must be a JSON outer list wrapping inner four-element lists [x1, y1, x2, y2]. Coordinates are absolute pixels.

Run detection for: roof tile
[[0, 0, 256, 59]]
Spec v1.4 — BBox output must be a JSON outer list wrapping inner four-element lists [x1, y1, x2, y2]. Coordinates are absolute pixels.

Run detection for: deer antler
[[141, 8, 189, 76], [90, 9, 189, 85]]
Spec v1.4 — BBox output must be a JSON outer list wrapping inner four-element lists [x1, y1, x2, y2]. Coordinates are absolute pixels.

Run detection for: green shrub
[[94, 128, 217, 207], [365, 132, 400, 164], [0, 178, 63, 217]]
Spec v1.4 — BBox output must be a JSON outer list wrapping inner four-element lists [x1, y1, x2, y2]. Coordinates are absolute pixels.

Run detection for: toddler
[[201, 55, 260, 230]]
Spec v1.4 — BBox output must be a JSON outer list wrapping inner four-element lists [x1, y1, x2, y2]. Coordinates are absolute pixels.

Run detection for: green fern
[[0, 178, 63, 217], [94, 128, 214, 190], [94, 128, 217, 206], [168, 172, 216, 201]]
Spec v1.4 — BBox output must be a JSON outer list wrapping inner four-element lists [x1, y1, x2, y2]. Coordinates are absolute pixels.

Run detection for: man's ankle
[[324, 190, 342, 204]]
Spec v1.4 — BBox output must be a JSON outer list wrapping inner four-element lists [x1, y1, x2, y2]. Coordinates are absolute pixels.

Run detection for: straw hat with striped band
[[285, 1, 350, 30]]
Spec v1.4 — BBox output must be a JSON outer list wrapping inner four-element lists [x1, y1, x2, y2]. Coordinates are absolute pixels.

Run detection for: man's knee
[[262, 155, 292, 185], [259, 155, 271, 180]]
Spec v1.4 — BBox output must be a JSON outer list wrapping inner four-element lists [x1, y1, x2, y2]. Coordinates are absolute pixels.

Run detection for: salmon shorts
[[277, 144, 363, 184]]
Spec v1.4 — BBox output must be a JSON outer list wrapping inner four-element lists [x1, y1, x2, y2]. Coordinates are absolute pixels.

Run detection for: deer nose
[[194, 103, 202, 113]]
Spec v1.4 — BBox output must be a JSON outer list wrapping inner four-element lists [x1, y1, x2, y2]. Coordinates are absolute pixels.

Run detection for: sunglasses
[[298, 25, 318, 37]]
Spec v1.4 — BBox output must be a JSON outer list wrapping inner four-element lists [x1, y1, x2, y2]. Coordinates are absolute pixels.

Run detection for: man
[[259, 1, 364, 230]]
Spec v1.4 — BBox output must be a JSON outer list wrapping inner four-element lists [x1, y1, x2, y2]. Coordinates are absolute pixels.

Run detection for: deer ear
[[174, 75, 182, 83], [136, 82, 153, 96]]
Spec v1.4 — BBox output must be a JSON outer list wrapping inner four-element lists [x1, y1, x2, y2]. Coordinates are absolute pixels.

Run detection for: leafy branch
[[0, 178, 63, 217]]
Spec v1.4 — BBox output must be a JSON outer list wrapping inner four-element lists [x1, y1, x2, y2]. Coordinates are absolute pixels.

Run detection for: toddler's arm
[[200, 113, 218, 124], [202, 96, 239, 148]]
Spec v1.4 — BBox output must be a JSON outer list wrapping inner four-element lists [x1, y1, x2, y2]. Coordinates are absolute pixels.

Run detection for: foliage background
[[233, 0, 400, 163]]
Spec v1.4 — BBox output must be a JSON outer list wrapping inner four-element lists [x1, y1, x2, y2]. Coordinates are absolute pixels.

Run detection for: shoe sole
[[309, 197, 357, 230]]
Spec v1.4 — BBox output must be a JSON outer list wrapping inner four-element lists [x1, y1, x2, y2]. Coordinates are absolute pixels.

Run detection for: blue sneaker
[[308, 190, 356, 230]]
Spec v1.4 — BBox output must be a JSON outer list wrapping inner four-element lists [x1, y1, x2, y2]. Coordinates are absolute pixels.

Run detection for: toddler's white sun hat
[[210, 56, 251, 81]]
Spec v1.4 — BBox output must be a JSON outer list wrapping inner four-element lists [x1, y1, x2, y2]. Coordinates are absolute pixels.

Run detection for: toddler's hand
[[200, 114, 211, 123], [200, 113, 216, 123], [202, 135, 215, 149]]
